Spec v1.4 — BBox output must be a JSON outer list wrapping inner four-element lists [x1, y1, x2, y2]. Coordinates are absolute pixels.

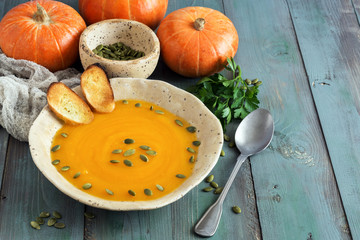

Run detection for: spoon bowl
[[235, 108, 274, 155], [194, 108, 274, 237]]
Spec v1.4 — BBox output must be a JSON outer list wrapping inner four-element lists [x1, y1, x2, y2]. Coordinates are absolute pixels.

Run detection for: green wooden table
[[1, 0, 360, 239]]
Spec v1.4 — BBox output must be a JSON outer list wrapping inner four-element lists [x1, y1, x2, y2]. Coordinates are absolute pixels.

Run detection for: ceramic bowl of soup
[[29, 78, 223, 211]]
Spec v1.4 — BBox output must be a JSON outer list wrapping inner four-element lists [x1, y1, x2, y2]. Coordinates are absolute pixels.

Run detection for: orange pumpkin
[[79, 0, 168, 30], [0, 0, 86, 72], [157, 7, 239, 78]]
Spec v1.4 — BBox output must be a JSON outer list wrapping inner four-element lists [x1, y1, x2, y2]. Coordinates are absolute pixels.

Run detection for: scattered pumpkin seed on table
[[220, 149, 225, 157], [36, 217, 44, 225], [205, 175, 214, 183], [54, 222, 65, 229], [210, 182, 219, 188], [53, 211, 62, 219], [47, 217, 57, 226], [203, 187, 214, 192], [214, 187, 223, 194], [84, 212, 95, 219], [39, 211, 50, 218], [232, 205, 241, 214], [224, 134, 230, 142], [30, 221, 40, 230]]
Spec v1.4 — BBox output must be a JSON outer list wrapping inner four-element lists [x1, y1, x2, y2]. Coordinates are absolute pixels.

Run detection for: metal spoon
[[194, 108, 274, 237]]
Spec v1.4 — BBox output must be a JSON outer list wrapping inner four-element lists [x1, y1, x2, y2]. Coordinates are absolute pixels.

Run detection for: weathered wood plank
[[0, 128, 9, 189], [287, 0, 360, 238], [0, 137, 84, 239], [85, 0, 261, 239], [224, 0, 351, 239]]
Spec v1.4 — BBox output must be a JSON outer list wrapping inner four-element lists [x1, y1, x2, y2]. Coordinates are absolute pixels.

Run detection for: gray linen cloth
[[0, 49, 81, 142]]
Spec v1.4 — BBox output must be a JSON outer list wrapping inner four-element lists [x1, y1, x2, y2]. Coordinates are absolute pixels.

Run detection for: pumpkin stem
[[194, 18, 206, 31], [33, 3, 52, 24]]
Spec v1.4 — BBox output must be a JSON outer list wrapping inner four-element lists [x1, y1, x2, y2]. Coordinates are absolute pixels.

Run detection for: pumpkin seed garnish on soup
[[73, 172, 81, 179], [156, 184, 164, 191], [51, 145, 60, 152], [123, 159, 133, 167], [124, 138, 135, 144], [82, 183, 92, 190], [110, 160, 120, 163], [140, 145, 151, 150], [105, 188, 114, 195], [112, 149, 122, 154], [155, 110, 164, 114], [140, 154, 149, 162], [52, 159, 60, 165], [61, 166, 70, 171], [128, 190, 136, 196], [61, 133, 68, 138], [146, 150, 157, 156], [176, 174, 186, 179], [144, 189, 153, 196], [175, 119, 184, 127], [187, 147, 196, 153], [186, 126, 196, 133], [123, 149, 135, 157]]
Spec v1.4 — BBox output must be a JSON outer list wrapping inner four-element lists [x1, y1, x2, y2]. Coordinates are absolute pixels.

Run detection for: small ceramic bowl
[[79, 19, 160, 78], [29, 78, 223, 211]]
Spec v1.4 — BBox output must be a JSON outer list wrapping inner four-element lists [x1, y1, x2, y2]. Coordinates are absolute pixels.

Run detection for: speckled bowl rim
[[79, 19, 160, 65], [29, 78, 223, 211]]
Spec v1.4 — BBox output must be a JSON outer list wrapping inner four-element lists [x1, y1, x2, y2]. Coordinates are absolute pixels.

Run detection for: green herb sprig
[[188, 57, 262, 132]]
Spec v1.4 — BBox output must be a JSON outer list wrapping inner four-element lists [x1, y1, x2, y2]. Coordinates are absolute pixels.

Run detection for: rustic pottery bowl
[[29, 78, 223, 211], [79, 19, 160, 78]]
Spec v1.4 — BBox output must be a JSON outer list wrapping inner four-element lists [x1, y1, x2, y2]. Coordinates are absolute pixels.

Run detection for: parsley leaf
[[188, 57, 262, 132]]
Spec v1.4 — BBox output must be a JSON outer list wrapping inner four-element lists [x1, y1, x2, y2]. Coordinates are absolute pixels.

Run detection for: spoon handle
[[194, 154, 248, 237]]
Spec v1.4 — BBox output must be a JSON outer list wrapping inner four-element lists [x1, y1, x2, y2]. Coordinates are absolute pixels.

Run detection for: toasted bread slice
[[47, 82, 94, 125], [81, 64, 115, 113]]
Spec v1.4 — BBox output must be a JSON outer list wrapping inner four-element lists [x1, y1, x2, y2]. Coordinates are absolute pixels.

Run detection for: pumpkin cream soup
[[50, 100, 199, 201]]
